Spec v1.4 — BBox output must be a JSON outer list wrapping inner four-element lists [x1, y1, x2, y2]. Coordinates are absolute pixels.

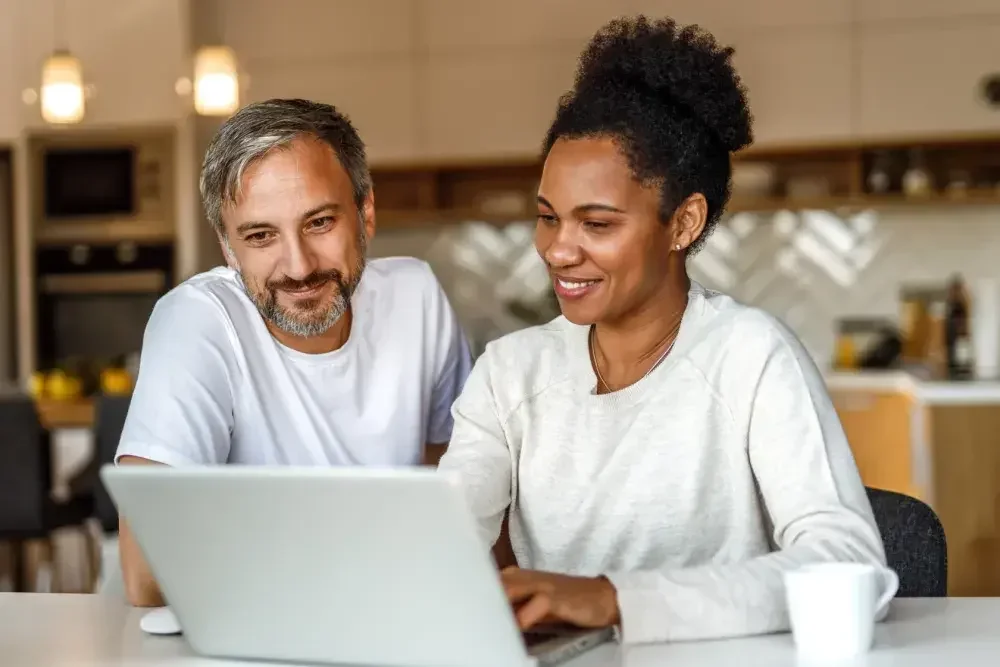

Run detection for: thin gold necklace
[[589, 311, 684, 393]]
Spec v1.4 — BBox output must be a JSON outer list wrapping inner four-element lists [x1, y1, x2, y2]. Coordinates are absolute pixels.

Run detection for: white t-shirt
[[116, 257, 472, 467]]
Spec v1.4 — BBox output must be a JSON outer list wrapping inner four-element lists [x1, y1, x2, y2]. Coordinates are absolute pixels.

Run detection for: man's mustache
[[267, 270, 344, 292]]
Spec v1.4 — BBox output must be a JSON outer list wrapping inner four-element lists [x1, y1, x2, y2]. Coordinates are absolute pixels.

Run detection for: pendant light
[[40, 0, 85, 124], [192, 45, 240, 116], [41, 51, 85, 124]]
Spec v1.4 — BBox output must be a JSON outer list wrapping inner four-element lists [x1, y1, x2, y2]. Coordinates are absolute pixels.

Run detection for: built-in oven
[[35, 241, 173, 384]]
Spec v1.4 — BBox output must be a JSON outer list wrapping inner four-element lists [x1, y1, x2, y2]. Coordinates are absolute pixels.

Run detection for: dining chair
[[92, 394, 132, 533], [865, 486, 947, 597], [79, 393, 132, 595], [0, 395, 95, 591]]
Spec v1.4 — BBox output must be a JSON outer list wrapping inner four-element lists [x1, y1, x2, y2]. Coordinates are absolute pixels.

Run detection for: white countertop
[[825, 370, 1000, 404], [4, 594, 1000, 666]]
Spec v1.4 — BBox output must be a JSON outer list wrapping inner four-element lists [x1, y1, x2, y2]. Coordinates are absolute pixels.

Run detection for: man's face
[[219, 136, 375, 340]]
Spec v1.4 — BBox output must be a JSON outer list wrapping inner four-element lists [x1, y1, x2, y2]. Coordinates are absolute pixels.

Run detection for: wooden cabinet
[[924, 404, 1000, 596], [830, 389, 917, 497]]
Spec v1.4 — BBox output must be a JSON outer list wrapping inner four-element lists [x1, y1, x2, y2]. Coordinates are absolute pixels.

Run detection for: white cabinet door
[[732, 28, 855, 147], [860, 0, 1000, 23], [858, 21, 1000, 138], [419, 48, 580, 161]]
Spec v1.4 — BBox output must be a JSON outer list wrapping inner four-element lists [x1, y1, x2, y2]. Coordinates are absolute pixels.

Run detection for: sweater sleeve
[[436, 351, 512, 551], [603, 325, 893, 644]]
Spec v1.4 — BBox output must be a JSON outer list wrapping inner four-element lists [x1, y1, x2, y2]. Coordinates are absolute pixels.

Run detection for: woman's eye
[[584, 220, 611, 230], [537, 214, 557, 225]]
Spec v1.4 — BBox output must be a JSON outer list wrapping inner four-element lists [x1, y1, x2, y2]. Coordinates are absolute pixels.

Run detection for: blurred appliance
[[834, 318, 901, 370], [29, 127, 174, 245], [35, 241, 173, 377]]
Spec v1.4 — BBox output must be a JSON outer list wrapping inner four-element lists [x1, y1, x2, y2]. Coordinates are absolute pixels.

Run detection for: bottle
[[945, 275, 973, 378], [902, 148, 933, 198]]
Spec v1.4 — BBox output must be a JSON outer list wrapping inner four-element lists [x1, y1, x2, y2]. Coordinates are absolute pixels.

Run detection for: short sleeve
[[424, 275, 473, 444], [115, 287, 237, 466]]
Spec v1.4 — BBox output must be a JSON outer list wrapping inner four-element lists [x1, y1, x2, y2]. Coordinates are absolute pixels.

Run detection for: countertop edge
[[825, 371, 1000, 404]]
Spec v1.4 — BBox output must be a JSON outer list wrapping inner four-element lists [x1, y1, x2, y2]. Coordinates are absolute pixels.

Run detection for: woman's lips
[[552, 277, 602, 300]]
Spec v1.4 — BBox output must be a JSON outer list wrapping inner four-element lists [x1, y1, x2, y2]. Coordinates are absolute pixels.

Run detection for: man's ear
[[361, 189, 376, 242], [218, 232, 239, 270]]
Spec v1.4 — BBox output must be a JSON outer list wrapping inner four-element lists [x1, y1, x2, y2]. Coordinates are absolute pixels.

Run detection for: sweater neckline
[[567, 280, 707, 409]]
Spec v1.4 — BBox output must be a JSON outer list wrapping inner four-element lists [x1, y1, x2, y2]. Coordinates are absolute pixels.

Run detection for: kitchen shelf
[[370, 133, 1000, 227], [729, 191, 1000, 214]]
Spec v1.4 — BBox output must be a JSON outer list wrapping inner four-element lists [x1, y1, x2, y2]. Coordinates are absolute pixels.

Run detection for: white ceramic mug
[[784, 562, 899, 662]]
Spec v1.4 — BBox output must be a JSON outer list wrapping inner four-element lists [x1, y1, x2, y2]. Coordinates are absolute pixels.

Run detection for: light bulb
[[41, 51, 85, 124], [193, 46, 239, 116]]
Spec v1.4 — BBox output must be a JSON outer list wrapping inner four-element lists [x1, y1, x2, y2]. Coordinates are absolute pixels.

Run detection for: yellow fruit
[[101, 369, 132, 395], [29, 372, 46, 398]]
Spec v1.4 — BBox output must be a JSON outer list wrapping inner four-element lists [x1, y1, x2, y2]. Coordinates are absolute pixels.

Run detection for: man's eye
[[308, 216, 334, 229]]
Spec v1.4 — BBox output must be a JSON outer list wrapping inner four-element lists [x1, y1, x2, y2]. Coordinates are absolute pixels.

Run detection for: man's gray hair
[[199, 98, 372, 234]]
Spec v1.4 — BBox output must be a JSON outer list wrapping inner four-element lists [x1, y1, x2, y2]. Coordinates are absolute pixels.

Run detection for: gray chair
[[92, 394, 132, 533], [866, 486, 947, 597], [0, 396, 95, 590]]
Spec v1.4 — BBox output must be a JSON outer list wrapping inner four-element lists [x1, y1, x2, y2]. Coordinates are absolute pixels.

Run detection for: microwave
[[30, 128, 175, 244]]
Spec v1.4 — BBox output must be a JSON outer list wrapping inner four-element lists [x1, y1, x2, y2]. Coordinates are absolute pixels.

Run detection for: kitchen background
[[0, 0, 996, 383], [0, 0, 999, 596]]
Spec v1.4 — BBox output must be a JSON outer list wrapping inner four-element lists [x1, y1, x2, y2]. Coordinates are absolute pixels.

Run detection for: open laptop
[[100, 464, 614, 667]]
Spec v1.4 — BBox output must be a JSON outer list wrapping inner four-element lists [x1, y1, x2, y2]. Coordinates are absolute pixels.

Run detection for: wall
[[368, 205, 1000, 365], [223, 0, 1000, 163]]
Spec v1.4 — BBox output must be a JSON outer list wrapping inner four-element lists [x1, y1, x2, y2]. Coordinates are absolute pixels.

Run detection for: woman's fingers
[[514, 592, 553, 630]]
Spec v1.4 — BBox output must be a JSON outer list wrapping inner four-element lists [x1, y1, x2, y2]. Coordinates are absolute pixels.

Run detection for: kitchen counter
[[825, 370, 1000, 404], [35, 397, 95, 430]]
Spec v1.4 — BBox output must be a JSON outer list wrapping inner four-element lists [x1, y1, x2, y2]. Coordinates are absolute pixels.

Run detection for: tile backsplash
[[369, 205, 1000, 366]]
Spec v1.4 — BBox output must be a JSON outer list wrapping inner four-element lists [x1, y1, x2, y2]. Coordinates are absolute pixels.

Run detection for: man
[[116, 98, 472, 606]]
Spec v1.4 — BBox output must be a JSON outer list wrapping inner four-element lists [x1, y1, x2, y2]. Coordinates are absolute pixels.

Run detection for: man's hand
[[501, 567, 620, 630]]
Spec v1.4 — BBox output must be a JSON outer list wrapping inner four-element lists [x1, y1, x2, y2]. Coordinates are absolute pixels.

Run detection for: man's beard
[[241, 242, 366, 338]]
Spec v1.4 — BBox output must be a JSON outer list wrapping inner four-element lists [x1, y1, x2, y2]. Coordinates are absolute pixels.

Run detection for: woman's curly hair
[[543, 16, 753, 253]]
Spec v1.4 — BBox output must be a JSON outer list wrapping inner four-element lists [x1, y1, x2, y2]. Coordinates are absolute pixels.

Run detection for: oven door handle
[[39, 271, 167, 294]]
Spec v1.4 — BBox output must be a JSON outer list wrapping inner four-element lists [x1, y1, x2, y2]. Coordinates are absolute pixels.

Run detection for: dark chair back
[[93, 394, 132, 533], [0, 396, 52, 535], [866, 486, 947, 597]]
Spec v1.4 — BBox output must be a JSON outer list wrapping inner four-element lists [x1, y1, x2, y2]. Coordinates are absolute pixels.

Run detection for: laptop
[[100, 464, 614, 667]]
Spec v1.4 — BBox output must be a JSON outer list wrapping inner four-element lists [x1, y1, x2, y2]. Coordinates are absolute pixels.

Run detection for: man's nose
[[282, 236, 319, 280]]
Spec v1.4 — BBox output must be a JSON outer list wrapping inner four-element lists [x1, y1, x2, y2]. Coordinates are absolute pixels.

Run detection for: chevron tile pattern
[[369, 206, 1000, 367]]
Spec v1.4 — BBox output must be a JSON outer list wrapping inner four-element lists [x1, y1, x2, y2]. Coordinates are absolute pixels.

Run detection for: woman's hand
[[501, 566, 620, 630]]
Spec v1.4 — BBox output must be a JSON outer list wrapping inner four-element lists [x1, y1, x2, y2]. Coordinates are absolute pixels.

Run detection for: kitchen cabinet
[[858, 21, 1000, 139], [730, 28, 854, 146], [922, 404, 1000, 596], [830, 389, 917, 498], [419, 48, 580, 161], [829, 374, 1000, 596], [859, 0, 1000, 23]]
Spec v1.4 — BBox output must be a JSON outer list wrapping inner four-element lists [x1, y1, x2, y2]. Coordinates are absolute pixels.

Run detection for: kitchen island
[[826, 370, 1000, 596]]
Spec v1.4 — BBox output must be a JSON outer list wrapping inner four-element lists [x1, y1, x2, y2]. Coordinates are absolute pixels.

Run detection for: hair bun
[[572, 16, 753, 153]]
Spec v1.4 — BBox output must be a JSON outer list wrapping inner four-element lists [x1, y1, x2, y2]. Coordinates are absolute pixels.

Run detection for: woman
[[437, 16, 891, 644]]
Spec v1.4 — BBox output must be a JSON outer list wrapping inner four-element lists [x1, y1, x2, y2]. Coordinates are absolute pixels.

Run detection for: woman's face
[[535, 136, 696, 326]]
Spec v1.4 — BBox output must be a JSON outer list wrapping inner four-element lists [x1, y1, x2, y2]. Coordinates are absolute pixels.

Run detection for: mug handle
[[875, 568, 900, 617]]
